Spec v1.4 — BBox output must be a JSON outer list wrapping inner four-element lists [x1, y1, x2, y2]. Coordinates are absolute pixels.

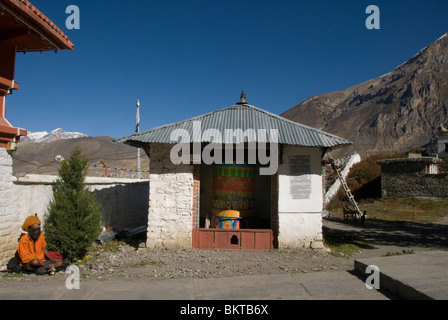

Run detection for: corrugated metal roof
[[115, 103, 352, 149]]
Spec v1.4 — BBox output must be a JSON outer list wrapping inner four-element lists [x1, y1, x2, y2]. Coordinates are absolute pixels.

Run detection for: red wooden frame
[[192, 228, 273, 250]]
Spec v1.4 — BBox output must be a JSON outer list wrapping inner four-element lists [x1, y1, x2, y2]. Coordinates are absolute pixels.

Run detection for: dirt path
[[323, 214, 448, 260], [2, 215, 447, 283]]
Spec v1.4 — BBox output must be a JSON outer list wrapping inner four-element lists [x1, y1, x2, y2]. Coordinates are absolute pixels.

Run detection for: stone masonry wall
[[146, 143, 193, 249], [381, 173, 448, 198], [379, 158, 448, 198]]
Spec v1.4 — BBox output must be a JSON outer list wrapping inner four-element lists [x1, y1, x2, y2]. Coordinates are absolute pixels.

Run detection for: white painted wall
[[277, 146, 325, 249], [278, 146, 323, 213], [278, 213, 323, 249]]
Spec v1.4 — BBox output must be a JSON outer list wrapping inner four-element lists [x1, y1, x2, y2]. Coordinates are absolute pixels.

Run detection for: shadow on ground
[[323, 218, 448, 250]]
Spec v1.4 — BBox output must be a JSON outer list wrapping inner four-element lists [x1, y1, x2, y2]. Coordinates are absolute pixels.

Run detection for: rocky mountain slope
[[281, 33, 448, 156]]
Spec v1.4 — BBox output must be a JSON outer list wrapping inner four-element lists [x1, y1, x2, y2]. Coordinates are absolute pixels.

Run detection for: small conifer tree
[[44, 146, 102, 261]]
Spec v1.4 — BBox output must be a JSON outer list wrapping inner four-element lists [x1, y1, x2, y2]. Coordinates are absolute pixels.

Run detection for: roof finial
[[240, 90, 246, 103]]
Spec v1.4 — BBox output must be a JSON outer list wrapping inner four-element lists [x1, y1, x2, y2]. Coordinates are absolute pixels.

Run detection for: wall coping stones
[[13, 174, 149, 185], [377, 157, 442, 165]]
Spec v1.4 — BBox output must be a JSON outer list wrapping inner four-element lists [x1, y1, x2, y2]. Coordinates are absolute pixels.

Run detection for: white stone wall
[[0, 172, 149, 266], [146, 143, 193, 249], [0, 149, 17, 264], [277, 146, 324, 249]]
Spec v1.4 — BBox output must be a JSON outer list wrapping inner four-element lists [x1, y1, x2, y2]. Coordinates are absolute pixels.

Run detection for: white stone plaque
[[289, 155, 311, 199]]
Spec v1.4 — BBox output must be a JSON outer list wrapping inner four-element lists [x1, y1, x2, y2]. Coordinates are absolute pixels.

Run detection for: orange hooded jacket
[[17, 233, 47, 266]]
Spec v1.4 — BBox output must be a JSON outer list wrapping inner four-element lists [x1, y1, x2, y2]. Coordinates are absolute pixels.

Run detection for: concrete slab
[[354, 250, 448, 300], [0, 270, 390, 301], [86, 278, 196, 300], [192, 274, 311, 300], [292, 270, 390, 300]]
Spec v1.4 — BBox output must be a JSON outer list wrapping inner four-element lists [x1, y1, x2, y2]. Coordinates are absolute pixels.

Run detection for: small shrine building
[[117, 93, 352, 250]]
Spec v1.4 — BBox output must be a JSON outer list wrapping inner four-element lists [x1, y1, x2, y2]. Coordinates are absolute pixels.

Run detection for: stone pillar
[[146, 143, 194, 249]]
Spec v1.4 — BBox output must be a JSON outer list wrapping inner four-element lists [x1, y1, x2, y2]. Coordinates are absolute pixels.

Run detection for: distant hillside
[[281, 33, 448, 156], [13, 136, 149, 178]]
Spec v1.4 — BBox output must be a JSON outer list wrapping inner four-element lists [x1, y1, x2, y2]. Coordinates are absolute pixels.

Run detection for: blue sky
[[6, 0, 448, 139]]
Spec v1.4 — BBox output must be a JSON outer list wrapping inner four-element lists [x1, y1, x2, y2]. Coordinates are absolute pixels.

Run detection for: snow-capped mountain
[[22, 128, 88, 143], [25, 131, 49, 142]]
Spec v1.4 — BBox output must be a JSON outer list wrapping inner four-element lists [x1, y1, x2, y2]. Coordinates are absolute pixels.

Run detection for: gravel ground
[[2, 216, 447, 283], [0, 245, 353, 283], [79, 246, 353, 280]]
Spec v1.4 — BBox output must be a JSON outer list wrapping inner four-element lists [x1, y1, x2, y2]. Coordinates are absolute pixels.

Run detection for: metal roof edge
[[115, 103, 353, 147]]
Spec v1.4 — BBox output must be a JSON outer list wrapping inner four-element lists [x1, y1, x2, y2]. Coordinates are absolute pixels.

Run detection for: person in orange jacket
[[17, 215, 63, 274]]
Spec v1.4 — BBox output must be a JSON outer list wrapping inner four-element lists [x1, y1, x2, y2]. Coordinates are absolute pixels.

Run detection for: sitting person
[[15, 215, 63, 275]]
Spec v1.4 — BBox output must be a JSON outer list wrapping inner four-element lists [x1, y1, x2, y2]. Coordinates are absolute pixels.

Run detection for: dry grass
[[329, 197, 448, 223], [323, 234, 367, 257], [326, 153, 448, 223]]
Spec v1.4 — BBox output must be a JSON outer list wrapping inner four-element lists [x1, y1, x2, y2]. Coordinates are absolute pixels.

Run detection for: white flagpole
[[136, 99, 141, 179]]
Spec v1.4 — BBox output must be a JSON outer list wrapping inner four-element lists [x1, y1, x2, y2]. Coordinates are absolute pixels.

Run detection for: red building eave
[[0, 0, 74, 51], [0, 122, 27, 147], [0, 0, 73, 149], [0, 76, 19, 95]]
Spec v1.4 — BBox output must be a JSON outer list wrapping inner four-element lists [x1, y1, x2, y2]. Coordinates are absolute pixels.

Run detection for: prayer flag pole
[[136, 99, 141, 179]]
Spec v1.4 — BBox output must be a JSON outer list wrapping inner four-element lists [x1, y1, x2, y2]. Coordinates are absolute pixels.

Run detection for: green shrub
[[44, 146, 102, 261]]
